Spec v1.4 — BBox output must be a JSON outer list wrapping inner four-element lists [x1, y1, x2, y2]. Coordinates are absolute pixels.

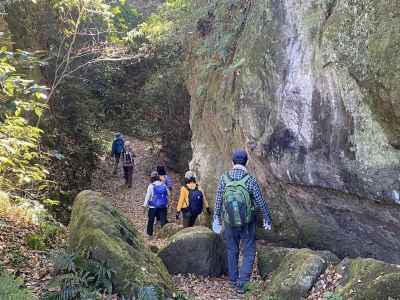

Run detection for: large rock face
[[185, 0, 400, 263], [69, 190, 173, 298]]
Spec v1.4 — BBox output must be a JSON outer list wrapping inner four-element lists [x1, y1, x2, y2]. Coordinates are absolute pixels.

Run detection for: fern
[[323, 292, 343, 300], [84, 259, 114, 294], [173, 291, 190, 300], [137, 286, 160, 300], [0, 271, 36, 300], [52, 250, 77, 273], [46, 249, 116, 299]]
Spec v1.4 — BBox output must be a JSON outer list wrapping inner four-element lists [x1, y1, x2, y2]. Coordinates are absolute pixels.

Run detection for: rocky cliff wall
[[185, 0, 400, 263]]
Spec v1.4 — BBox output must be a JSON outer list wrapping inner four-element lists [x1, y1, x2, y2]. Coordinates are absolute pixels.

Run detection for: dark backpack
[[149, 184, 168, 208], [123, 151, 134, 167], [222, 174, 254, 227], [186, 185, 204, 215]]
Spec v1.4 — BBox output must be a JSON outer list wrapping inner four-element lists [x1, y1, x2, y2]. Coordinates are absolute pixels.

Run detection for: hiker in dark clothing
[[143, 171, 169, 237], [213, 149, 272, 294], [176, 171, 211, 227], [122, 141, 135, 188], [111, 132, 125, 174], [157, 165, 173, 192]]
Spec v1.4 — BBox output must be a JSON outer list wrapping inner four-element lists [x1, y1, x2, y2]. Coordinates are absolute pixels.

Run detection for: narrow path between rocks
[[91, 136, 245, 300]]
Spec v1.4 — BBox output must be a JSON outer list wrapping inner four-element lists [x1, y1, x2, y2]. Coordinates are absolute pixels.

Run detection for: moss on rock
[[157, 223, 184, 239], [68, 190, 173, 298], [335, 257, 400, 300], [258, 246, 338, 299]]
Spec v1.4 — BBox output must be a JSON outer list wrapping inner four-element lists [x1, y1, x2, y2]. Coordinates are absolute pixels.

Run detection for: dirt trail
[[91, 137, 244, 300]]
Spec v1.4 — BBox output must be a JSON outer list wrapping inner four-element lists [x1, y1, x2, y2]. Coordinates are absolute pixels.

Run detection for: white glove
[[263, 220, 272, 231], [212, 217, 222, 234]]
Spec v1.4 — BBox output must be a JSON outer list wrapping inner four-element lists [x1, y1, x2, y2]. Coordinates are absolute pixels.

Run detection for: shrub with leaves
[[25, 220, 64, 250], [0, 48, 50, 204], [0, 270, 36, 300]]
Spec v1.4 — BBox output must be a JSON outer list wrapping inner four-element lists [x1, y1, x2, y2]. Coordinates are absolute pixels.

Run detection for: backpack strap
[[238, 174, 251, 185], [223, 172, 251, 184], [222, 172, 232, 185], [184, 185, 191, 207]]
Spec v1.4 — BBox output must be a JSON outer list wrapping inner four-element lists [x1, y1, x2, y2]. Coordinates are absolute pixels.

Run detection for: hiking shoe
[[235, 285, 245, 294], [229, 281, 237, 289]]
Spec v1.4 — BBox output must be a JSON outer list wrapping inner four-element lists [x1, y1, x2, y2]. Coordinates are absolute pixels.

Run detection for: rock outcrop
[[257, 245, 339, 299], [158, 226, 227, 276], [335, 257, 400, 300], [69, 190, 173, 298], [185, 0, 400, 263]]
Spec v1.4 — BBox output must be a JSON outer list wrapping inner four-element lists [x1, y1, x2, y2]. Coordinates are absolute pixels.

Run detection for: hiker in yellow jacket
[[175, 171, 211, 227]]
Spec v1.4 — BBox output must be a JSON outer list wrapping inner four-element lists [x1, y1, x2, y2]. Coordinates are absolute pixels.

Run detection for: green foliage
[[0, 49, 50, 203], [0, 270, 36, 300], [25, 221, 64, 250], [39, 220, 64, 243], [323, 292, 343, 300], [127, 0, 189, 46], [25, 233, 46, 250], [8, 246, 27, 268], [45, 271, 96, 300], [45, 250, 115, 300], [137, 286, 160, 300], [173, 291, 190, 300], [52, 250, 77, 273]]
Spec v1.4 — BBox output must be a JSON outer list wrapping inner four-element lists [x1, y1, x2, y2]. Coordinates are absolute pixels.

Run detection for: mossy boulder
[[69, 190, 173, 298], [158, 226, 227, 276], [157, 223, 184, 239], [258, 246, 339, 299], [335, 257, 400, 300]]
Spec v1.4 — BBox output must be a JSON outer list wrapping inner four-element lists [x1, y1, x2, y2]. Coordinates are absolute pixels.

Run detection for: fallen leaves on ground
[[0, 216, 64, 297], [307, 264, 343, 300], [173, 274, 244, 300]]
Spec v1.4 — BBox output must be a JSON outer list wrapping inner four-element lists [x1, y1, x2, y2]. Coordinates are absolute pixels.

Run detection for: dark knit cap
[[232, 149, 248, 165], [157, 166, 166, 176]]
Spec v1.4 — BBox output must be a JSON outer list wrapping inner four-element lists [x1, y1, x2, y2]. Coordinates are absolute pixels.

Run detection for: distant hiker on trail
[[213, 149, 272, 294], [143, 171, 169, 238], [157, 165, 173, 192], [122, 141, 135, 188], [176, 171, 211, 227], [111, 132, 125, 174]]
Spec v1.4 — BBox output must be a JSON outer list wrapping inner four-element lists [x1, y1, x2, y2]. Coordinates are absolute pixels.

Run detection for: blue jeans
[[223, 221, 256, 286]]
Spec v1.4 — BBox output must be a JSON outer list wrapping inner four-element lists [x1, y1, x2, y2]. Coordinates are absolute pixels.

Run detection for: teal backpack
[[222, 174, 254, 227]]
